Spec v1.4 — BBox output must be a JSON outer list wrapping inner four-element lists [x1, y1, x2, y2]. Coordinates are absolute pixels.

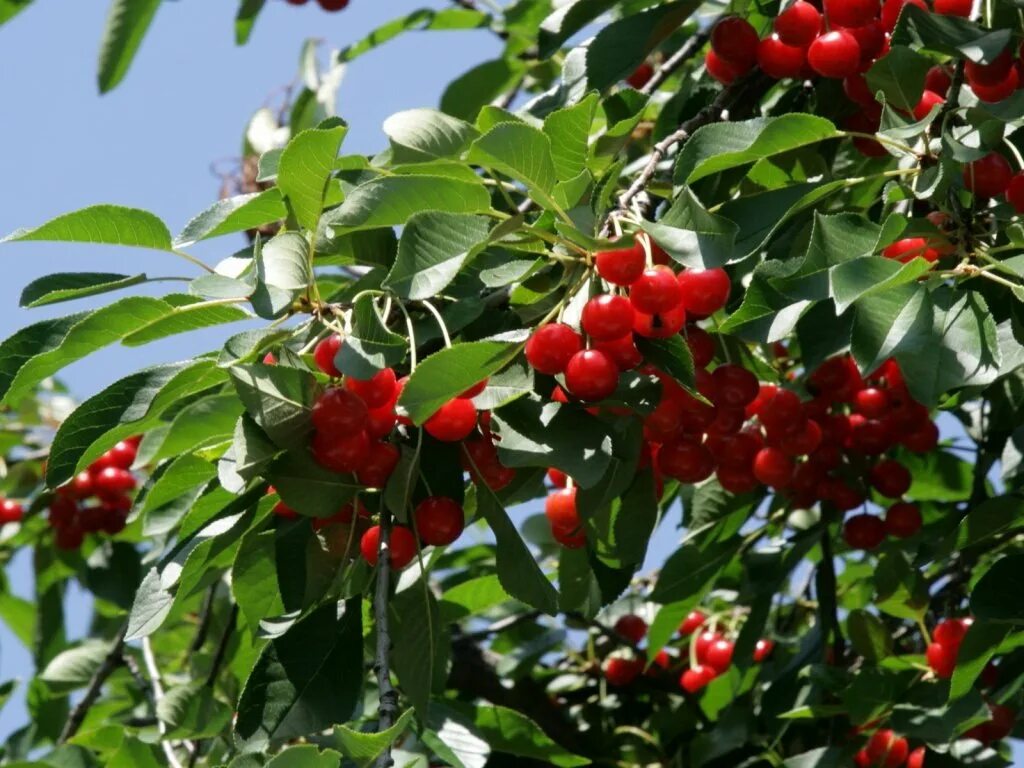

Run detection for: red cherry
[[345, 368, 397, 410], [313, 335, 343, 377], [854, 750, 872, 768], [906, 748, 926, 768], [964, 152, 1013, 198], [546, 467, 568, 487], [925, 66, 952, 94], [933, 0, 971, 13], [913, 90, 945, 120], [286, 0, 309, 5], [883, 237, 939, 264], [413, 496, 464, 546], [604, 656, 643, 686], [0, 499, 23, 524], [679, 610, 706, 636], [595, 239, 647, 286], [843, 514, 886, 550], [966, 49, 1014, 87], [848, 20, 888, 61], [854, 387, 890, 418], [901, 420, 938, 453], [705, 49, 744, 85], [312, 387, 369, 434], [106, 440, 137, 470], [626, 62, 654, 89], [68, 471, 94, 499], [680, 664, 717, 693], [710, 364, 760, 408], [677, 268, 730, 316], [934, 617, 972, 647], [545, 487, 580, 536], [658, 438, 716, 483], [753, 447, 794, 489], [884, 502, 922, 538], [55, 525, 85, 550], [758, 388, 805, 437], [753, 638, 774, 662], [757, 34, 807, 79], [594, 334, 643, 370], [311, 429, 370, 474], [824, 0, 879, 27], [774, 0, 821, 46], [632, 304, 686, 339], [460, 378, 488, 399], [870, 460, 911, 498], [356, 441, 400, 488], [986, 702, 1016, 740], [710, 17, 759, 70], [807, 31, 862, 79], [317, 0, 350, 10], [630, 266, 683, 315], [844, 73, 876, 107], [684, 327, 715, 368], [564, 349, 619, 402], [582, 294, 636, 340], [971, 66, 1019, 103], [694, 630, 723, 663], [49, 497, 77, 528], [366, 404, 397, 439], [93, 467, 136, 500], [614, 614, 648, 644], [360, 525, 416, 569], [1006, 172, 1024, 212], [525, 323, 583, 374], [705, 639, 735, 673], [424, 398, 477, 442], [866, 730, 909, 767], [778, 419, 823, 457], [273, 500, 299, 519], [881, 0, 928, 31], [263, 351, 278, 364]]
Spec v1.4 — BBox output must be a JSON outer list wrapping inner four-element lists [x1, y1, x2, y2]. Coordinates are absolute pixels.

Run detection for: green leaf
[[830, 255, 935, 314], [335, 294, 407, 379], [469, 123, 558, 206], [949, 621, 1012, 700], [390, 583, 448, 715], [97, 0, 161, 92], [891, 4, 1012, 63], [158, 683, 233, 740], [538, 0, 618, 57], [136, 455, 218, 518], [851, 285, 1001, 407], [265, 745, 343, 768], [475, 488, 558, 615], [652, 535, 742, 604], [122, 296, 251, 346], [439, 574, 511, 622], [47, 360, 225, 487], [278, 121, 347, 231], [635, 335, 695, 391], [175, 189, 286, 247], [874, 552, 929, 620], [233, 529, 286, 630], [972, 554, 1024, 623], [957, 496, 1024, 547], [334, 710, 414, 767], [336, 7, 488, 64], [235, 0, 265, 45], [0, 591, 35, 649], [251, 232, 312, 319], [462, 703, 589, 767], [39, 640, 108, 693], [108, 738, 163, 768], [543, 94, 598, 182], [384, 212, 491, 299], [0, 1, 33, 27], [267, 451, 360, 517], [235, 600, 363, 750], [493, 399, 613, 490], [847, 609, 893, 664], [399, 337, 523, 423], [674, 114, 840, 186], [441, 58, 527, 122], [324, 176, 492, 231], [865, 46, 930, 112], [148, 393, 242, 461], [19, 272, 147, 308], [904, 450, 973, 502], [383, 108, 479, 162], [229, 364, 318, 448], [2, 204, 172, 250]]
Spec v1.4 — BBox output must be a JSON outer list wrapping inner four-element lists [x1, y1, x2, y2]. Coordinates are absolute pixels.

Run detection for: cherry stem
[[372, 501, 399, 768]]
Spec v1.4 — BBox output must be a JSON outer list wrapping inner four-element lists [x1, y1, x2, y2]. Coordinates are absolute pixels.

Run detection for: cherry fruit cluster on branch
[[284, 0, 351, 11], [48, 437, 140, 550]]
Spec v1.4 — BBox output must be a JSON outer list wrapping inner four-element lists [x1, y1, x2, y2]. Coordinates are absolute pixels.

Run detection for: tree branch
[[142, 637, 189, 768], [189, 586, 217, 655], [816, 523, 844, 664], [187, 604, 240, 768], [639, 30, 710, 96], [57, 625, 127, 745], [373, 507, 400, 768]]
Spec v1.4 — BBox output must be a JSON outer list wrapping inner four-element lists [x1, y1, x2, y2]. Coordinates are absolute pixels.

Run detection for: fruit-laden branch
[[639, 29, 711, 96], [374, 507, 400, 768], [57, 624, 128, 744]]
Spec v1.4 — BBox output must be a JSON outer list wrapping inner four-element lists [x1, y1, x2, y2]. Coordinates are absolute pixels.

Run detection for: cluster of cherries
[[675, 610, 774, 692], [853, 729, 926, 768], [284, 0, 349, 11], [962, 151, 1024, 211], [48, 437, 140, 550]]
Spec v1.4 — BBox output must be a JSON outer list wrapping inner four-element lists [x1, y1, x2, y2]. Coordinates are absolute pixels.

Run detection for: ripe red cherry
[[677, 268, 730, 316], [630, 266, 683, 315], [345, 368, 397, 410], [913, 90, 945, 120], [705, 639, 735, 673], [93, 467, 136, 500], [925, 65, 952, 94], [313, 335, 343, 377], [757, 35, 807, 79], [311, 429, 370, 474], [106, 440, 137, 470], [685, 327, 715, 368], [753, 447, 794, 489], [595, 240, 647, 286], [843, 514, 886, 550], [778, 419, 823, 457], [753, 638, 774, 662], [680, 664, 717, 693], [906, 748, 926, 768], [807, 31, 862, 79], [679, 610, 706, 636], [883, 237, 938, 263], [525, 323, 583, 374], [286, 0, 309, 5], [356, 441, 400, 488], [824, 0, 879, 26], [902, 420, 939, 453], [705, 50, 744, 85], [710, 17, 759, 70], [966, 49, 1014, 87], [460, 378, 488, 399], [595, 334, 643, 371], [934, 617, 972, 647], [710, 364, 759, 408], [414, 496, 464, 546], [844, 73, 876, 107], [604, 656, 643, 686], [854, 387, 890, 418], [658, 439, 716, 483], [582, 295, 635, 340], [273, 500, 299, 519], [360, 525, 417, 569], [881, 0, 928, 31], [964, 152, 1013, 198], [870, 460, 911, 498], [933, 0, 971, 13], [0, 499, 23, 524], [614, 614, 648, 644], [866, 730, 909, 768], [632, 304, 686, 339], [884, 502, 922, 538], [317, 0, 350, 10], [312, 387, 369, 434], [544, 487, 579, 536], [694, 630, 723, 662], [626, 62, 654, 89], [55, 525, 85, 550], [717, 463, 760, 494], [1006, 172, 1024, 212], [848, 20, 887, 61], [424, 398, 477, 442], [774, 0, 821, 46], [564, 349, 619, 402], [971, 67, 1019, 102]]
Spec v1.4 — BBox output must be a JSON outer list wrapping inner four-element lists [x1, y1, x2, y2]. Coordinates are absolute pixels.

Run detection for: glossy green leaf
[[175, 189, 286, 247], [336, 7, 488, 63], [441, 58, 526, 122], [251, 232, 312, 319], [157, 683, 233, 740], [383, 108, 478, 162], [19, 272, 147, 308], [278, 121, 347, 231], [891, 4, 1012, 63], [334, 710, 415, 767], [235, 0, 265, 45], [469, 123, 558, 205], [384, 212, 491, 299], [229, 364, 317, 448], [97, 0, 161, 92], [390, 583, 448, 715], [324, 175, 492, 231], [847, 609, 893, 664], [266, 745, 342, 768], [543, 93, 597, 181], [865, 46, 930, 112], [971, 554, 1024, 623], [122, 295, 251, 346], [267, 451, 360, 517], [538, 0, 618, 57], [2, 204, 172, 250], [949, 621, 1012, 700]]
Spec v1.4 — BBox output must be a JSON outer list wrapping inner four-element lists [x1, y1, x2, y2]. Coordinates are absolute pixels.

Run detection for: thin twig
[[639, 30, 710, 96], [57, 625, 127, 744], [142, 637, 189, 768], [188, 604, 240, 768], [189, 586, 217, 655], [816, 524, 844, 664], [373, 506, 400, 768]]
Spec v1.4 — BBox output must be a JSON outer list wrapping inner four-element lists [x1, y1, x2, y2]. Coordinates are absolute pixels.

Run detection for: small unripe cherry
[[313, 335, 343, 377]]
